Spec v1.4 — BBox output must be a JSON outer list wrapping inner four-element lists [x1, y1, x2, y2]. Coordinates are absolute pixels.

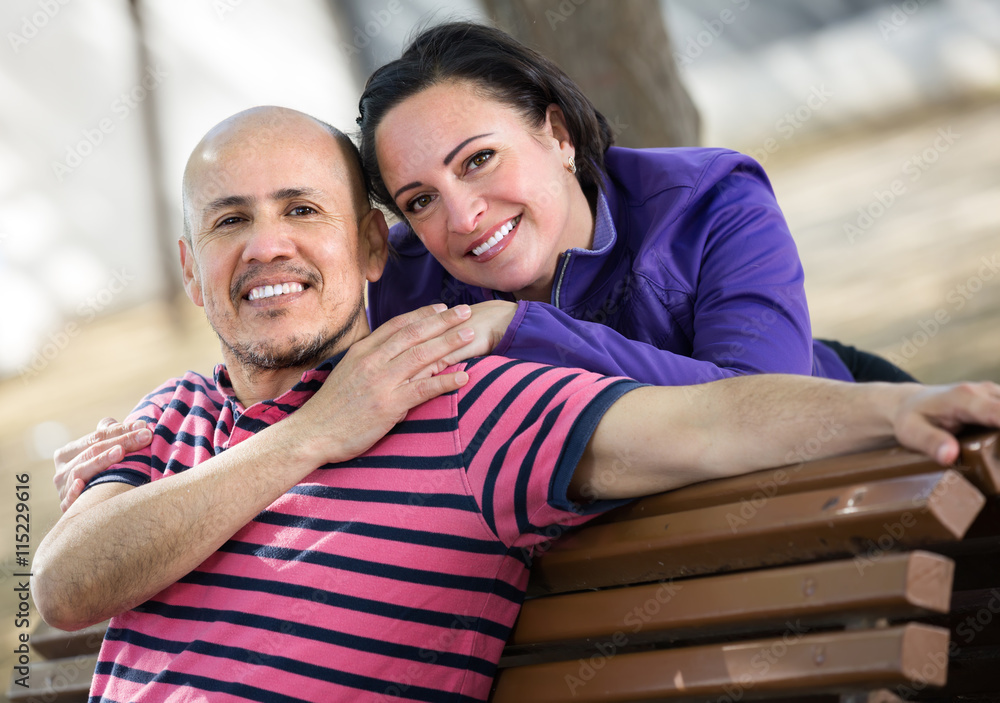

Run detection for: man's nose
[[445, 187, 487, 236], [241, 220, 297, 263]]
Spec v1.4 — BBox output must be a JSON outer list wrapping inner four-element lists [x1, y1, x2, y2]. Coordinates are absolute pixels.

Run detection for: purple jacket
[[368, 146, 853, 385]]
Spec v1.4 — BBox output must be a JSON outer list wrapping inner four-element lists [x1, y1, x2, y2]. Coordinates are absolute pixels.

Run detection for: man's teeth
[[248, 282, 304, 301], [472, 217, 519, 257]]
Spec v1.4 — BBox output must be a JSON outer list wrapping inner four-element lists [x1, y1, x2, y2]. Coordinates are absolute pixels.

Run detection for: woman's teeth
[[248, 282, 304, 301], [472, 216, 520, 257]]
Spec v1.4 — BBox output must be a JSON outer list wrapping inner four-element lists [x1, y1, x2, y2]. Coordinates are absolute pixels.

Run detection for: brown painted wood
[[602, 432, 999, 523], [505, 552, 952, 662], [7, 653, 97, 702], [29, 621, 107, 659], [757, 691, 905, 703], [529, 471, 983, 595], [958, 431, 1000, 496], [492, 624, 949, 703]]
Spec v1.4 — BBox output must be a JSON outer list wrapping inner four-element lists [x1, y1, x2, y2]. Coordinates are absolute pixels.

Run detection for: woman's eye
[[289, 206, 316, 216], [468, 150, 493, 170], [408, 194, 434, 212]]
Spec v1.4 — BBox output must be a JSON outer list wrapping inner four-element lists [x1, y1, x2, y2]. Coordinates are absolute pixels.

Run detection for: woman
[[357, 21, 911, 386], [55, 21, 911, 506]]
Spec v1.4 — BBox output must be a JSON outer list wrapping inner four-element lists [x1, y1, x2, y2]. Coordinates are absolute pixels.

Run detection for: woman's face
[[375, 80, 594, 302]]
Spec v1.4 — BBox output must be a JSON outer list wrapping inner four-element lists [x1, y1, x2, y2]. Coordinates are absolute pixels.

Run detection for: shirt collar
[[213, 350, 349, 412]]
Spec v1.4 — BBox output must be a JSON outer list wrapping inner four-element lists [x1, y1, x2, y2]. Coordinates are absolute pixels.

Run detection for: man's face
[[181, 118, 383, 372]]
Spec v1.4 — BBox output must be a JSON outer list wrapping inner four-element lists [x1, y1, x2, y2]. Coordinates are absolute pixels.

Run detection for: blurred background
[[2, 0, 999, 693]]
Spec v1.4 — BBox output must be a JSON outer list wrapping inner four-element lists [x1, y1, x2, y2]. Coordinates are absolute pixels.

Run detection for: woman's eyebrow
[[444, 133, 492, 165], [393, 133, 496, 201]]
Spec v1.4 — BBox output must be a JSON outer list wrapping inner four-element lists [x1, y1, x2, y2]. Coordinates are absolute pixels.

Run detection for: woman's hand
[[468, 300, 518, 353], [53, 418, 153, 512]]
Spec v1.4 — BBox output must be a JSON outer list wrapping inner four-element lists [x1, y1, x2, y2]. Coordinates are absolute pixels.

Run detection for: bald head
[[182, 106, 369, 242]]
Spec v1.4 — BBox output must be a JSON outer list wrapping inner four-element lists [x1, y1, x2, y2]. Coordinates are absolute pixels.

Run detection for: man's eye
[[218, 216, 243, 227], [289, 206, 316, 216], [468, 150, 493, 170], [407, 194, 434, 213]]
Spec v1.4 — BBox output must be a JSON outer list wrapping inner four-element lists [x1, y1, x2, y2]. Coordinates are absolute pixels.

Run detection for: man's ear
[[358, 208, 390, 283], [178, 238, 204, 307], [545, 104, 575, 160]]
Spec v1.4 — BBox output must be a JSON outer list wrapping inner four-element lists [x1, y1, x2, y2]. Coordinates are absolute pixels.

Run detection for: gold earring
[[566, 156, 577, 175]]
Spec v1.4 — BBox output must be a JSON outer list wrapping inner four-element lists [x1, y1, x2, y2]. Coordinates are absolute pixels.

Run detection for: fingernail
[[459, 327, 474, 341], [131, 421, 146, 430], [109, 445, 123, 460], [136, 429, 152, 442], [456, 304, 471, 317], [432, 303, 447, 312]]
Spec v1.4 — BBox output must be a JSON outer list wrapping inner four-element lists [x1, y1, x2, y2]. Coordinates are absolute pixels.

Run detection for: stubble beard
[[215, 296, 365, 375]]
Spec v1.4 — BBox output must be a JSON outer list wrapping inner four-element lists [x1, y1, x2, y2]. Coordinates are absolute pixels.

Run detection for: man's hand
[[892, 381, 1000, 464], [53, 418, 152, 512], [285, 303, 482, 465], [52, 303, 479, 511], [574, 377, 1000, 501]]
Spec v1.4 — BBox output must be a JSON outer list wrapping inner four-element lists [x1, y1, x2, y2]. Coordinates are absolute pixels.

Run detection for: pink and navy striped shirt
[[86, 354, 640, 702]]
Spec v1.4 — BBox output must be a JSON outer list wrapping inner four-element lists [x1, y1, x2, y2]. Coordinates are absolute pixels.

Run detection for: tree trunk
[[482, 0, 700, 148]]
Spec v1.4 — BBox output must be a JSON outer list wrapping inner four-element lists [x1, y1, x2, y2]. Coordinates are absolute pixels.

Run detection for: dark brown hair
[[357, 21, 614, 219]]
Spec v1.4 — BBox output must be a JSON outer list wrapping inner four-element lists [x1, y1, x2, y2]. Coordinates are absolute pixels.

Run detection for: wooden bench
[[11, 433, 1000, 702], [491, 431, 1000, 702]]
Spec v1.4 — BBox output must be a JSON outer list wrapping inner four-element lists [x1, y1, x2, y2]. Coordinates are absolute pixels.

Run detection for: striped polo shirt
[[86, 354, 641, 702]]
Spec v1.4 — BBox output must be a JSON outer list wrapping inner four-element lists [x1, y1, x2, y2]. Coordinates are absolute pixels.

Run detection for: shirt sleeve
[[455, 356, 643, 549], [84, 378, 180, 491]]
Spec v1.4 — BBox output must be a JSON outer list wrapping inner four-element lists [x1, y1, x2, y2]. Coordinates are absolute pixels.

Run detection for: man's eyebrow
[[444, 133, 492, 166], [203, 194, 254, 217], [271, 187, 324, 201], [203, 188, 324, 217]]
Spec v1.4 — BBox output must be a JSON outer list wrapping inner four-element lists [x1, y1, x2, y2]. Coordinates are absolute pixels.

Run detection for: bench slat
[[29, 621, 108, 660], [504, 551, 952, 661], [958, 431, 1000, 496], [7, 653, 98, 703], [529, 471, 982, 595], [491, 624, 948, 703], [601, 432, 999, 523]]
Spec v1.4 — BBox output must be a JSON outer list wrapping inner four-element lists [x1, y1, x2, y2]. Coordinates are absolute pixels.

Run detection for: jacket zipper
[[553, 252, 572, 309]]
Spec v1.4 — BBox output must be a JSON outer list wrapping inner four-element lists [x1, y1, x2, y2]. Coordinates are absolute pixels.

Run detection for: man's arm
[[34, 304, 477, 631], [572, 377, 1000, 500]]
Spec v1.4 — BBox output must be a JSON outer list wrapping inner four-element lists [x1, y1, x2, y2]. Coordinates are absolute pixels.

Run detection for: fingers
[[54, 426, 153, 509], [368, 305, 473, 361], [951, 382, 1000, 428], [395, 370, 471, 408], [364, 303, 450, 345], [896, 382, 1000, 465], [899, 415, 959, 465], [60, 478, 84, 513], [96, 416, 118, 430], [347, 305, 476, 386], [403, 326, 478, 381]]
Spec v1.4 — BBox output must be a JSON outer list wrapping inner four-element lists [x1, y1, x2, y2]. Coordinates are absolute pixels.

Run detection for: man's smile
[[247, 282, 305, 301]]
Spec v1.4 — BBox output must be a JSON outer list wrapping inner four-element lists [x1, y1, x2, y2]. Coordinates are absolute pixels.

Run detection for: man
[[34, 107, 1000, 703]]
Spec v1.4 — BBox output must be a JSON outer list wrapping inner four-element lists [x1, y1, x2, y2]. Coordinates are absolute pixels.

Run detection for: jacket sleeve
[[493, 301, 738, 385], [493, 156, 816, 385]]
